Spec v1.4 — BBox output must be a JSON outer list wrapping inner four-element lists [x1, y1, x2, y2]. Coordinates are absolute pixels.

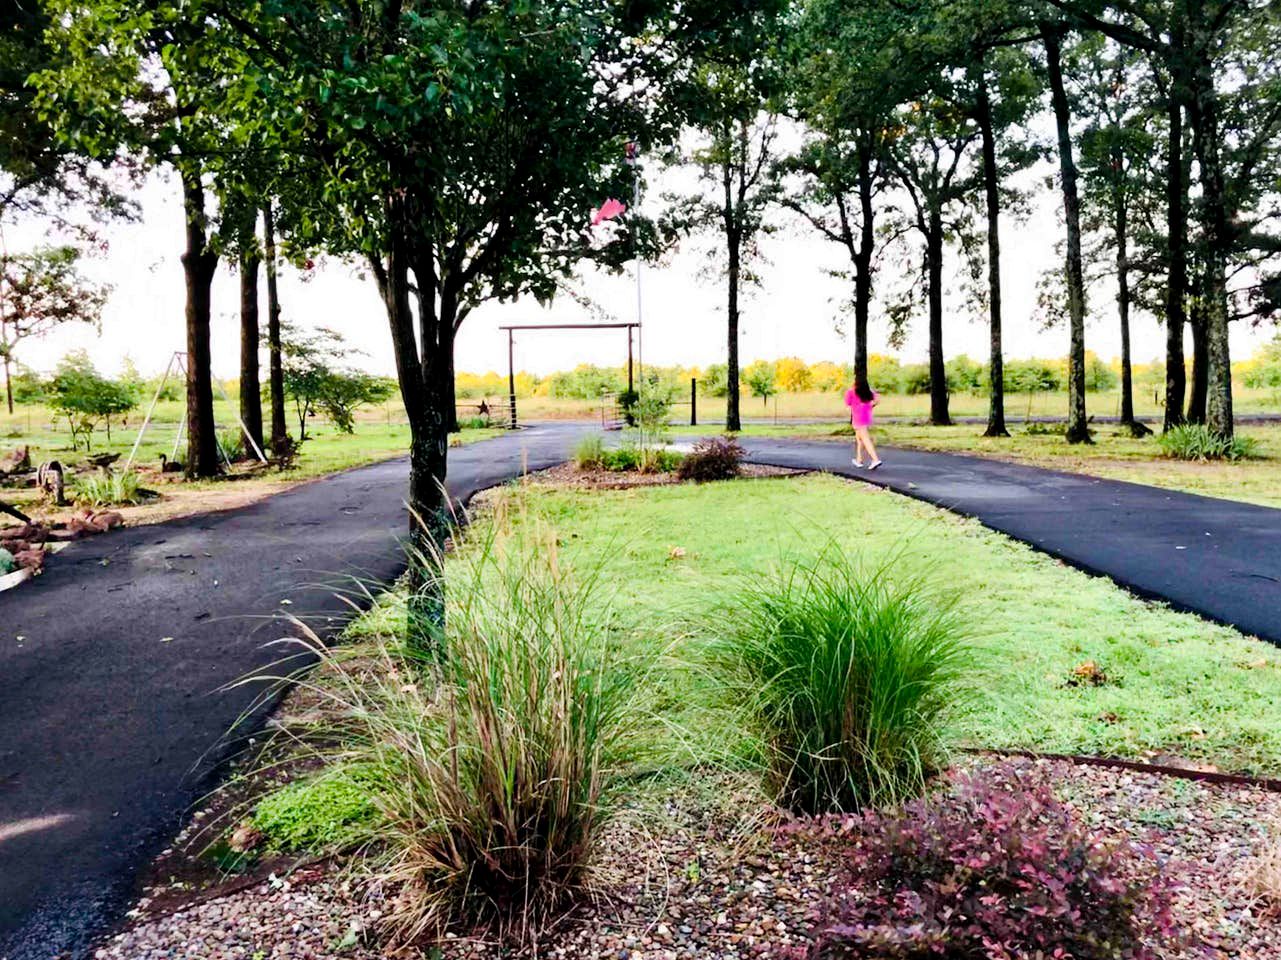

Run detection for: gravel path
[[96, 759, 1281, 960]]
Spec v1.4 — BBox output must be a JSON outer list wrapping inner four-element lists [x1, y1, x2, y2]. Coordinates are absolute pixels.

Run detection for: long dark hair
[[853, 378, 874, 403]]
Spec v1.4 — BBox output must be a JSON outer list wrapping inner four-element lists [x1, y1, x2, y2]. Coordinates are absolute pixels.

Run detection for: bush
[[805, 764, 1184, 959], [457, 415, 490, 430], [74, 469, 142, 506], [573, 434, 605, 469], [1158, 423, 1258, 461], [272, 514, 641, 944], [676, 435, 744, 481], [715, 550, 971, 814], [218, 428, 247, 462]]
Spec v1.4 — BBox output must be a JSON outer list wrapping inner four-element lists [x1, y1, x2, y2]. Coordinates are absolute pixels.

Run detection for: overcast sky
[[6, 163, 1274, 383]]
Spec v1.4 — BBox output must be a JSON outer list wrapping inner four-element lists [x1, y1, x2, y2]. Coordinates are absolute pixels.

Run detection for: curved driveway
[[3, 423, 1280, 958], [0, 424, 589, 960]]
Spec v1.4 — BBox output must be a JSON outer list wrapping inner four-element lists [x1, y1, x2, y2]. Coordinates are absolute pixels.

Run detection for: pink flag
[[591, 197, 626, 226]]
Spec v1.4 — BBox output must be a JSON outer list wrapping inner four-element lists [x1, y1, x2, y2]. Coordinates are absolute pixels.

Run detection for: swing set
[[123, 351, 268, 471]]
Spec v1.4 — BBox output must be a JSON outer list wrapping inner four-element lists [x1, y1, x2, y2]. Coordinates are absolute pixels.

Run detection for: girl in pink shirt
[[844, 379, 882, 470]]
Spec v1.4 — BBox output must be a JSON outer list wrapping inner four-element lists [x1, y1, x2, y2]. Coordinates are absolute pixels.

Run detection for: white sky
[[5, 164, 1274, 382]]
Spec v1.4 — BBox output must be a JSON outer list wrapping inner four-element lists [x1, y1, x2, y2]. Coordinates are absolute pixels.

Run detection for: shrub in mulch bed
[[789, 763, 1188, 960], [677, 435, 745, 482]]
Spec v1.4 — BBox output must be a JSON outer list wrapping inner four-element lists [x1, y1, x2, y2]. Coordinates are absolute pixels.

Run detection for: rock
[[0, 446, 30, 474]]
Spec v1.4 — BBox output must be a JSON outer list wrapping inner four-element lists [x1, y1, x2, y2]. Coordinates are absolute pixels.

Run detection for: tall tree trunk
[[180, 169, 220, 478], [1187, 20, 1233, 439], [442, 320, 458, 433], [1043, 24, 1090, 444], [238, 216, 264, 455], [1115, 186, 1141, 431], [926, 210, 950, 426], [4, 355, 12, 415], [376, 194, 449, 651], [852, 150, 875, 386], [726, 228, 742, 432], [1163, 13, 1188, 431], [976, 71, 1008, 438], [263, 202, 288, 454]]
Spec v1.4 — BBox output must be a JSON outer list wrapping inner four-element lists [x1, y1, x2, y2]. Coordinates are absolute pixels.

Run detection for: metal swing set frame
[[123, 351, 269, 471]]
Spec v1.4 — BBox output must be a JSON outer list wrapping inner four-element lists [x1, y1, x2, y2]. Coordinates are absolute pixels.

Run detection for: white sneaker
[[867, 459, 883, 470], [853, 458, 864, 467]]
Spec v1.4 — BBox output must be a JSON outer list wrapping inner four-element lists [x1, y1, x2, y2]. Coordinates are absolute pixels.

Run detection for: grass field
[[0, 399, 501, 518], [467, 474, 1281, 776]]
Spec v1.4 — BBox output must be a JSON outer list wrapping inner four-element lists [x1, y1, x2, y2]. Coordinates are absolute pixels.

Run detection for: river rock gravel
[[95, 758, 1281, 960]]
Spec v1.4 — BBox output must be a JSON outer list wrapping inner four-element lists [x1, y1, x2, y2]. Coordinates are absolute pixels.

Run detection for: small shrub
[[598, 442, 682, 472], [1159, 423, 1258, 461], [805, 764, 1184, 959], [715, 550, 971, 814], [677, 435, 744, 481], [457, 415, 490, 431], [573, 434, 605, 470], [601, 443, 641, 472], [252, 764, 381, 852], [74, 469, 142, 506], [1022, 420, 1067, 436]]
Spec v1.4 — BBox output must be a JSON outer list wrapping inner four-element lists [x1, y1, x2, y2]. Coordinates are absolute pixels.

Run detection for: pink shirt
[[845, 388, 879, 427]]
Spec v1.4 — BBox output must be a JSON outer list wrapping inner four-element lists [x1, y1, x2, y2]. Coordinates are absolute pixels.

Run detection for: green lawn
[[0, 399, 502, 513], [468, 474, 1281, 776]]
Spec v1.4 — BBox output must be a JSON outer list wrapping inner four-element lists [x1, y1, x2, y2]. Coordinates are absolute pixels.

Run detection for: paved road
[[733, 436, 1281, 643], [0, 424, 589, 960], [4, 422, 1281, 958]]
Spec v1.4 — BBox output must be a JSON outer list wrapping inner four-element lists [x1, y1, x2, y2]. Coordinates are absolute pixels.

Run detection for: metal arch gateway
[[498, 322, 641, 429]]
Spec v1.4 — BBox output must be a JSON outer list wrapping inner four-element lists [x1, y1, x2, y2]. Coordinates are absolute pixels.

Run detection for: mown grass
[[471, 474, 1281, 776], [0, 399, 502, 516]]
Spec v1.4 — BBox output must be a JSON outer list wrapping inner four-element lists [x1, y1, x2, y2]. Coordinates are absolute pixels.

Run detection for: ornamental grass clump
[[258, 509, 640, 946], [74, 468, 142, 506], [805, 764, 1185, 959], [716, 550, 971, 814], [1158, 423, 1257, 460]]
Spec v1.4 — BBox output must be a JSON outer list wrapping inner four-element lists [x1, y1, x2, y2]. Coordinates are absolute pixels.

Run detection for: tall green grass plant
[[714, 549, 972, 814]]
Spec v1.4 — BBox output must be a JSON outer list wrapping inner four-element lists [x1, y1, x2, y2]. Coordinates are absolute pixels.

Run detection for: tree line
[[2, 0, 1278, 600]]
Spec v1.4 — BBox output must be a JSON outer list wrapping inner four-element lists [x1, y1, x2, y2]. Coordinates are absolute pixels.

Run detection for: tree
[[1071, 35, 1158, 434], [48, 350, 136, 450], [263, 202, 288, 455], [775, 357, 813, 392], [0, 1, 129, 229], [197, 0, 679, 637], [0, 245, 107, 413], [785, 0, 905, 388], [280, 326, 392, 440], [35, 1, 228, 477], [1044, 0, 1281, 440], [744, 360, 778, 407], [885, 96, 979, 427], [1042, 21, 1092, 444], [662, 0, 787, 432]]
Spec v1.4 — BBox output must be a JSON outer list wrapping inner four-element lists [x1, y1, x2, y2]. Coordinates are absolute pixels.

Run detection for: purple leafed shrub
[[676, 435, 744, 482], [804, 764, 1185, 960]]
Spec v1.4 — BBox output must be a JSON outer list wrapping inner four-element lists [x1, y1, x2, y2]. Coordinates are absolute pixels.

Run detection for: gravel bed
[[96, 759, 1281, 960]]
